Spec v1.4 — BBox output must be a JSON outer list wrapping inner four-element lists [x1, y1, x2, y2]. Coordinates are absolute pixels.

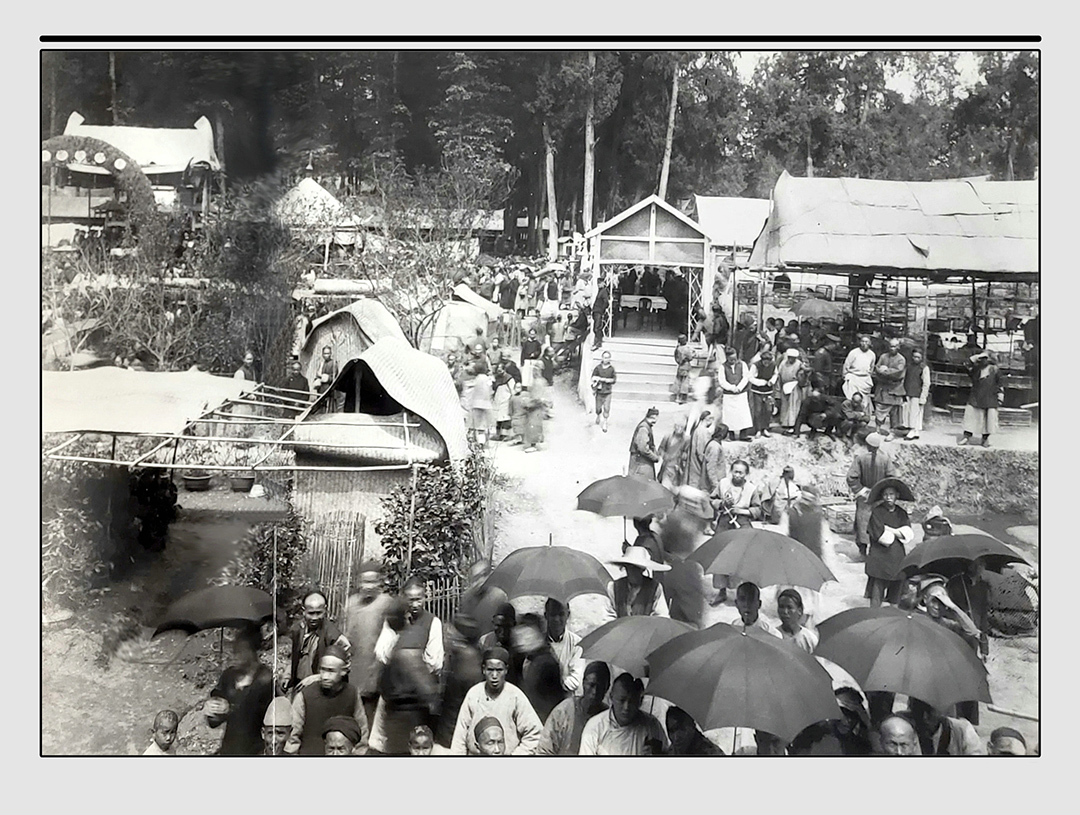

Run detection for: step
[[613, 389, 678, 403], [606, 352, 679, 368], [603, 337, 677, 348], [617, 371, 680, 386], [614, 362, 679, 378], [603, 343, 677, 358], [617, 379, 673, 397]]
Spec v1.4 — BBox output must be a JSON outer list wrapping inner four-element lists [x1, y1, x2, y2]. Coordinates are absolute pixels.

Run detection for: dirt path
[[488, 377, 1040, 749]]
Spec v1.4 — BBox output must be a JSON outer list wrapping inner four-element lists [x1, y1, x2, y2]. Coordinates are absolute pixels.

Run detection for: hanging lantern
[[55, 149, 69, 162], [94, 152, 106, 164], [74, 150, 87, 163], [114, 158, 127, 171], [41, 150, 51, 163]]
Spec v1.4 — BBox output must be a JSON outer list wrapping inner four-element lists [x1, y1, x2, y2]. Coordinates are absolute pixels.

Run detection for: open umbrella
[[792, 298, 847, 319], [688, 528, 836, 590], [578, 616, 694, 677], [868, 477, 915, 504], [577, 475, 674, 518], [577, 474, 675, 540], [815, 607, 992, 713], [899, 533, 1029, 578], [644, 623, 841, 743], [482, 545, 612, 605], [153, 585, 273, 637]]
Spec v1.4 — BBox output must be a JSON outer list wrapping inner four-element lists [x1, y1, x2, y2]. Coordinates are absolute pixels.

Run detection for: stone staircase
[[601, 337, 680, 406]]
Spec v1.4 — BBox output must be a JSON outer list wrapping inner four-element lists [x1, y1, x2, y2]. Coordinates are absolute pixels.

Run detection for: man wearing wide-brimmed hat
[[846, 432, 897, 559], [864, 477, 915, 608], [608, 546, 672, 618]]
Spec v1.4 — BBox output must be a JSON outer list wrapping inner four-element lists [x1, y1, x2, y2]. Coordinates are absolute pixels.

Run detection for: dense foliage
[[220, 510, 310, 615], [375, 444, 495, 589], [41, 457, 134, 606], [44, 50, 1038, 248]]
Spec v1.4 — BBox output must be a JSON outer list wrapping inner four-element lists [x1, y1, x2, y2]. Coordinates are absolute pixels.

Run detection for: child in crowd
[[409, 725, 434, 756], [143, 709, 179, 755]]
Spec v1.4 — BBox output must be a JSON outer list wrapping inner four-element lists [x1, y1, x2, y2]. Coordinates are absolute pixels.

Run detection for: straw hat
[[610, 546, 671, 572], [868, 476, 915, 504]]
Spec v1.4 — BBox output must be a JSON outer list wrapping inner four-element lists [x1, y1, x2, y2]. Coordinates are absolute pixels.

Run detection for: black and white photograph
[[38, 40, 1042, 764]]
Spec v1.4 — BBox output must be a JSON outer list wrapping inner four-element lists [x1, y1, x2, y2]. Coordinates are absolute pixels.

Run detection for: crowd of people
[[140, 543, 1033, 756]]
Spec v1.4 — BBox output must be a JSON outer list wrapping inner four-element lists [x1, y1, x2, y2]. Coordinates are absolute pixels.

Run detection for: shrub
[[375, 443, 494, 590], [220, 510, 309, 616], [41, 457, 134, 607]]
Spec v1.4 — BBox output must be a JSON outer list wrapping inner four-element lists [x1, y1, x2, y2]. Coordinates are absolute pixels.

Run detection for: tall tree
[[657, 58, 680, 200], [583, 51, 597, 233]]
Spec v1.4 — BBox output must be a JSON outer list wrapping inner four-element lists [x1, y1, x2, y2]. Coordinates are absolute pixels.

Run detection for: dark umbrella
[[899, 533, 1029, 578], [578, 616, 694, 677], [153, 585, 273, 637], [577, 474, 674, 517], [645, 623, 841, 743], [577, 474, 675, 540], [815, 607, 992, 713], [482, 545, 612, 605], [688, 527, 836, 590], [868, 477, 915, 504]]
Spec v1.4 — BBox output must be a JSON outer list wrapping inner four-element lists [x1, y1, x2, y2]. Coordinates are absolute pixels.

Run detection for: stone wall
[[740, 435, 1038, 522]]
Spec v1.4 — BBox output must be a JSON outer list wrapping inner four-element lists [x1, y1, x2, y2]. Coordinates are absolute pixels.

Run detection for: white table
[[619, 295, 668, 311]]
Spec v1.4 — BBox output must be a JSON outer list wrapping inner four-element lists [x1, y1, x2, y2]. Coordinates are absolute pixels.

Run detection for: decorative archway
[[41, 134, 164, 240]]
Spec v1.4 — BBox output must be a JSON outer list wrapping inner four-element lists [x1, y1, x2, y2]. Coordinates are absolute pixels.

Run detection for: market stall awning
[[692, 195, 771, 249], [42, 368, 257, 437], [747, 171, 1038, 279]]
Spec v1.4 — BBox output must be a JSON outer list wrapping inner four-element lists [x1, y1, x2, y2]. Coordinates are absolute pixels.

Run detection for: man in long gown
[[685, 410, 715, 491], [842, 335, 876, 414], [628, 407, 661, 480], [777, 348, 806, 433], [846, 433, 896, 559]]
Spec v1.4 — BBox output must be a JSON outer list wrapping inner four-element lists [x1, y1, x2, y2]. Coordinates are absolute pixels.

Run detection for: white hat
[[785, 348, 800, 358], [610, 546, 671, 572], [263, 697, 294, 727]]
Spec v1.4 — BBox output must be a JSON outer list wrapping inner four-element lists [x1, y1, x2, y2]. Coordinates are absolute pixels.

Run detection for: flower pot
[[229, 474, 256, 493], [182, 472, 212, 491]]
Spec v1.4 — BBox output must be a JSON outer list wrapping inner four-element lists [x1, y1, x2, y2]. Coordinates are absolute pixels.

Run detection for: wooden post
[[406, 464, 418, 576]]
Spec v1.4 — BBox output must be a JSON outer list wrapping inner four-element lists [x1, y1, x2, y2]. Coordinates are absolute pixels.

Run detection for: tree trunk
[[214, 110, 227, 197], [48, 55, 58, 137], [583, 50, 596, 233], [543, 119, 559, 261], [658, 62, 679, 201], [109, 51, 119, 125], [806, 123, 814, 178]]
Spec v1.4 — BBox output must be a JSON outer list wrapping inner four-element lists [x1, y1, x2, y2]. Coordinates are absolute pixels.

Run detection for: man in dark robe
[[628, 407, 661, 480]]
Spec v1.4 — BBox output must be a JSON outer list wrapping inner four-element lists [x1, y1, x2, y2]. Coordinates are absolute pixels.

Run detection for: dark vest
[[752, 360, 776, 394], [613, 577, 660, 618], [903, 361, 926, 398], [289, 619, 346, 688], [298, 680, 360, 756], [396, 609, 436, 652]]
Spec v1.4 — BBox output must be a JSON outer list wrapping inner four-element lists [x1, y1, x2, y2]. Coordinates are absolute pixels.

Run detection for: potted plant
[[181, 469, 212, 491], [227, 444, 257, 493]]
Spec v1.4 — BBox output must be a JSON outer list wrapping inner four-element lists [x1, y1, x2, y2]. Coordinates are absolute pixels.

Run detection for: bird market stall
[[746, 171, 1039, 411]]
